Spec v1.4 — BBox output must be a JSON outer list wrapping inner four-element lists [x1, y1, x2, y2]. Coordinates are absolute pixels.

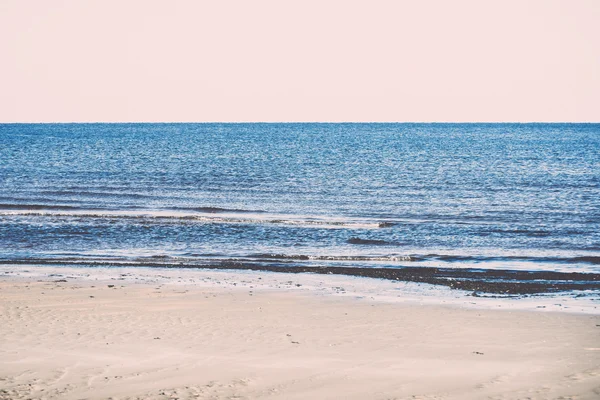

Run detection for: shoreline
[[1, 265, 599, 399], [2, 260, 600, 296]]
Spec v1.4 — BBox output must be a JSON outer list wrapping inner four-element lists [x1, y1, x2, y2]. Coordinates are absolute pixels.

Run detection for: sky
[[0, 0, 599, 122]]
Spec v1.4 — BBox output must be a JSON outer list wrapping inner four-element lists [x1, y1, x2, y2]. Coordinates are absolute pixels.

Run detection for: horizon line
[[1, 121, 600, 125]]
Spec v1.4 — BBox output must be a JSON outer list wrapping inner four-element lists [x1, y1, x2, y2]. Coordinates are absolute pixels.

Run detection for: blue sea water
[[0, 123, 599, 289]]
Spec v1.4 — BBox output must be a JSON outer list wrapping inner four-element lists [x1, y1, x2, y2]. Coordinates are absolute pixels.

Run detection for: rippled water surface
[[1, 123, 599, 291]]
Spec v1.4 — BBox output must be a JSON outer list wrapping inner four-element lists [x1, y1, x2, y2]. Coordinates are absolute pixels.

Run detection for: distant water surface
[[0, 123, 599, 294]]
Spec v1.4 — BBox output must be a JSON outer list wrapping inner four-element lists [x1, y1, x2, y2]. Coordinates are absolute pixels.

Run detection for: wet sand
[[3, 259, 600, 294]]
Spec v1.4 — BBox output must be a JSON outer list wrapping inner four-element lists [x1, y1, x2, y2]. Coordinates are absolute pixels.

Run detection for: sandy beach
[[2, 0, 600, 398], [0, 266, 598, 400]]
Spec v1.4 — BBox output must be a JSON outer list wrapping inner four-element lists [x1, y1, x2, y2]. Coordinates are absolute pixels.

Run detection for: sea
[[1, 123, 599, 295]]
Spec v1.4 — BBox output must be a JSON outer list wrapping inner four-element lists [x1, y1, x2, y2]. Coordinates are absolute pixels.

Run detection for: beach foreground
[[1, 268, 599, 400]]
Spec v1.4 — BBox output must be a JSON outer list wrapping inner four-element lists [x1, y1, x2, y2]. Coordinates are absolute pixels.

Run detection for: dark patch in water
[[347, 237, 390, 245], [249, 253, 311, 260], [571, 256, 600, 265]]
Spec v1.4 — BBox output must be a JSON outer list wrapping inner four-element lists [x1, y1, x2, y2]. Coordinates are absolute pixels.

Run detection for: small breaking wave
[[244, 253, 600, 266], [170, 206, 267, 214], [420, 253, 600, 265], [0, 203, 82, 211], [247, 253, 417, 262], [238, 253, 600, 266], [484, 228, 552, 237], [0, 209, 384, 229]]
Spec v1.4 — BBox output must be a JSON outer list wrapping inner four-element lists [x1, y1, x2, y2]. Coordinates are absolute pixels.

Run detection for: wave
[[419, 254, 600, 265], [131, 252, 600, 266], [0, 209, 384, 229], [4, 253, 599, 267], [0, 203, 82, 211], [246, 253, 417, 262], [170, 206, 267, 214], [244, 253, 600, 265], [0, 203, 264, 214], [39, 190, 158, 199], [483, 228, 552, 237], [223, 252, 600, 265]]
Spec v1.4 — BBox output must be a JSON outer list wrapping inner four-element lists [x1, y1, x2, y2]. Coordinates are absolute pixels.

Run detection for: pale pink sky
[[1, 0, 599, 122]]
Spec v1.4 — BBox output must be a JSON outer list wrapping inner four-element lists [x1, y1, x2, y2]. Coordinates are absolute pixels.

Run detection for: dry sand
[[0, 266, 599, 400]]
